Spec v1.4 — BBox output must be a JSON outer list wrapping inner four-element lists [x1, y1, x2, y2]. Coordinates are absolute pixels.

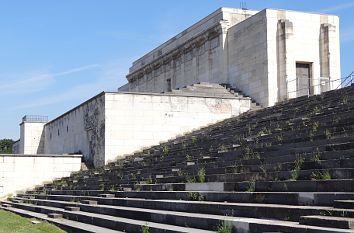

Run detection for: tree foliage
[[0, 139, 14, 154]]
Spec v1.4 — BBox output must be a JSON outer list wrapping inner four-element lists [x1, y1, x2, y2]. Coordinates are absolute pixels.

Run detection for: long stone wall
[[0, 154, 81, 198], [42, 91, 250, 167], [104, 91, 250, 165], [44, 93, 106, 167]]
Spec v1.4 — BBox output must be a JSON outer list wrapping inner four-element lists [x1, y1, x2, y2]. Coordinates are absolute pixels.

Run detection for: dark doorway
[[166, 78, 172, 92], [296, 63, 312, 96]]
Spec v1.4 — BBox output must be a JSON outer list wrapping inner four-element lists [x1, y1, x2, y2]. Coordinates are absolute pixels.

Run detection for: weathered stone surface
[[48, 213, 63, 219], [5, 78, 354, 232]]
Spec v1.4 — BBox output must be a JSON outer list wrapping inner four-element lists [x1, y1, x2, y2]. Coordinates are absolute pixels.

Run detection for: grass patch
[[311, 170, 332, 180], [0, 210, 66, 233]]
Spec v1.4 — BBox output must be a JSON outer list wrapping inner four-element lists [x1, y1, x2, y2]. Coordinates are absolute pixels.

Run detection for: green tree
[[0, 139, 15, 154]]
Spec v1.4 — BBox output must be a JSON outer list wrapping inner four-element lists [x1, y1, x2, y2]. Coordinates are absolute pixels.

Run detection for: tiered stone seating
[[1, 85, 354, 232]]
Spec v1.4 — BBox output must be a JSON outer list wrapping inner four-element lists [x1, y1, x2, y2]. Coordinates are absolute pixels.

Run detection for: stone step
[[121, 179, 354, 192], [63, 150, 354, 186], [0, 206, 122, 233], [5, 199, 354, 233], [3, 201, 216, 233], [14, 196, 354, 222], [21, 192, 308, 206], [300, 215, 354, 229], [65, 206, 80, 211], [334, 200, 354, 209], [156, 168, 354, 184], [81, 200, 98, 205], [48, 213, 63, 218], [27, 191, 354, 207]]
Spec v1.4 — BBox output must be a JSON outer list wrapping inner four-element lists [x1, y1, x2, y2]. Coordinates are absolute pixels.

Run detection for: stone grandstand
[[1, 83, 354, 232]]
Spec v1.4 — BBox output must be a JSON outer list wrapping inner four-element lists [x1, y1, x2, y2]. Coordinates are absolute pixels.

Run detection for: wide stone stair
[[2, 85, 354, 232]]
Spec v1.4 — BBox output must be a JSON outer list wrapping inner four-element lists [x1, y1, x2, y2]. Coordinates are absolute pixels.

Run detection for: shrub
[[161, 145, 169, 160], [197, 168, 206, 183], [217, 221, 233, 233], [311, 170, 331, 180], [141, 223, 150, 233], [187, 192, 204, 201], [246, 178, 256, 192], [312, 148, 321, 162], [290, 156, 304, 181], [191, 136, 198, 145]]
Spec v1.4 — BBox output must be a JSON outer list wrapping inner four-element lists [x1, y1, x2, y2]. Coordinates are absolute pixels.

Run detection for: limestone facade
[[119, 8, 341, 107]]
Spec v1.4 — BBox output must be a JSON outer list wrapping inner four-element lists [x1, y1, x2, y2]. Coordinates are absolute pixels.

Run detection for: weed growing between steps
[[197, 168, 206, 183], [187, 192, 205, 201], [290, 156, 305, 180], [246, 178, 256, 192], [217, 221, 233, 233], [0, 210, 66, 233], [311, 170, 332, 180], [311, 147, 321, 162], [141, 223, 150, 233]]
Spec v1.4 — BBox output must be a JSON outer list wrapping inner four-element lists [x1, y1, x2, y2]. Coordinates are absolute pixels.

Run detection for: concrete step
[[34, 191, 353, 207], [120, 179, 354, 192], [3, 201, 215, 233], [300, 215, 354, 229], [4, 200, 354, 233], [334, 200, 354, 209], [0, 206, 122, 233], [13, 196, 354, 222]]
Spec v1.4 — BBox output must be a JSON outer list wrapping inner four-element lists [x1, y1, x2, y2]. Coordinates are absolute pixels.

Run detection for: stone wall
[[121, 8, 257, 93], [226, 10, 269, 106], [104, 92, 250, 165], [44, 93, 105, 167], [41, 91, 250, 167], [0, 154, 81, 198], [267, 9, 340, 102], [121, 8, 341, 107]]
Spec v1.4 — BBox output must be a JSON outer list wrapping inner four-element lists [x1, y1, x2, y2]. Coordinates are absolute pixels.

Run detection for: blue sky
[[0, 0, 353, 139]]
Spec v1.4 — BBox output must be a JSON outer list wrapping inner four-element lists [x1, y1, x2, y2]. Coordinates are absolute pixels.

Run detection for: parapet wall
[[0, 154, 82, 198], [104, 91, 251, 165]]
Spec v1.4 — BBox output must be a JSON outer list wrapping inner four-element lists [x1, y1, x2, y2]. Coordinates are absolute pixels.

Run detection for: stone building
[[13, 7, 341, 167], [119, 8, 341, 107]]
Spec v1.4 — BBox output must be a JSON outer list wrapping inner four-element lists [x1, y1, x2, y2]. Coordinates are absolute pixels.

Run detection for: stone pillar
[[277, 19, 294, 100], [220, 20, 230, 84], [326, 23, 340, 89]]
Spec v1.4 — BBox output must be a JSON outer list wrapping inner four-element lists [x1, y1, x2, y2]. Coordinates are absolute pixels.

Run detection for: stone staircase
[[1, 85, 354, 232], [220, 83, 262, 110]]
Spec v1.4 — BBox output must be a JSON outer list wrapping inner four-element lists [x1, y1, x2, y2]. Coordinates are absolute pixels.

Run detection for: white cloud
[[0, 64, 101, 96], [13, 58, 132, 110], [0, 71, 54, 95], [318, 1, 354, 13], [52, 64, 101, 77]]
